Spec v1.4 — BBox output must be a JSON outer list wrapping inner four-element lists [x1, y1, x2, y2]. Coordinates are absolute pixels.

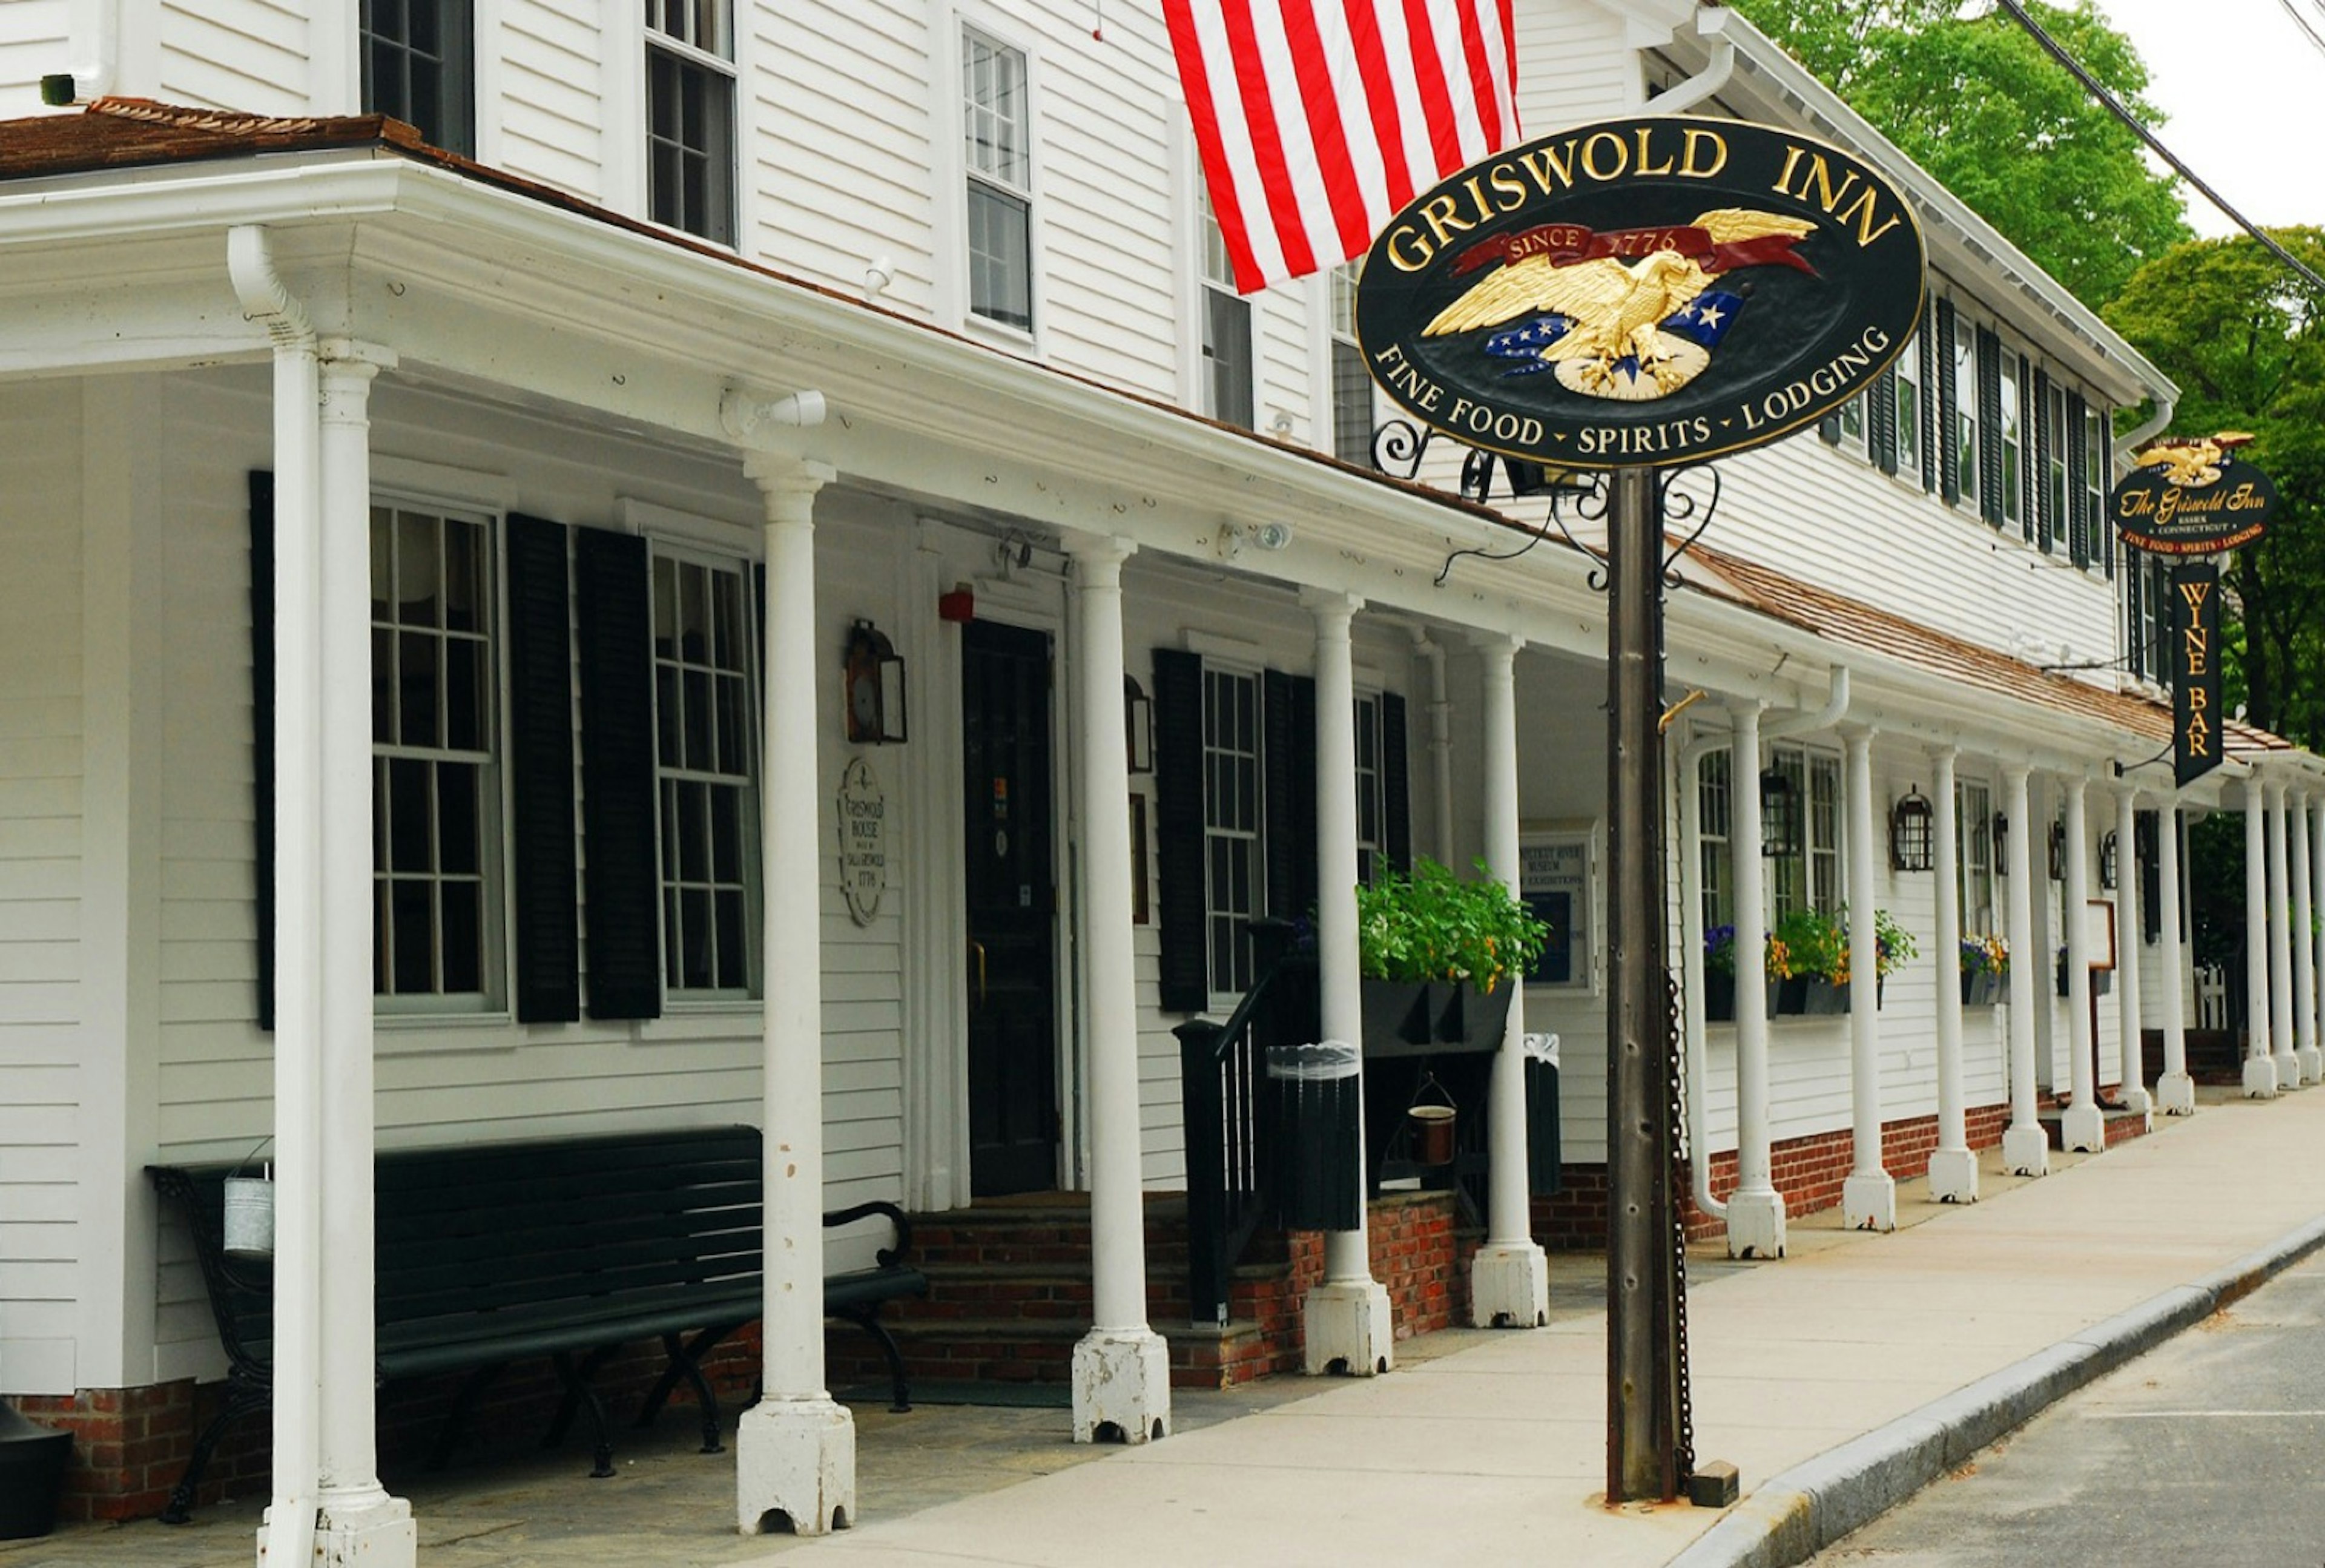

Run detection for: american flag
[[1164, 0, 1521, 294]]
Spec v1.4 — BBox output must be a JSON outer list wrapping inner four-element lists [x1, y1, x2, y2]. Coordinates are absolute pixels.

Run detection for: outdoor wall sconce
[[1124, 674, 1154, 775], [2048, 820, 2067, 883], [842, 619, 908, 745], [1760, 769, 1802, 858], [1890, 786, 1935, 872], [1992, 811, 2010, 862], [2099, 829, 2119, 891]]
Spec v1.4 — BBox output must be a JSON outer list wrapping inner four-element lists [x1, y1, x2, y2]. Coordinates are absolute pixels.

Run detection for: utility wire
[[1991, 0, 2325, 297], [2290, 0, 2325, 60]]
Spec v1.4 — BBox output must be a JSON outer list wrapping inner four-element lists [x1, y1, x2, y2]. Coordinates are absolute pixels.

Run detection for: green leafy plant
[[1354, 857, 1549, 993], [1772, 907, 1845, 982]]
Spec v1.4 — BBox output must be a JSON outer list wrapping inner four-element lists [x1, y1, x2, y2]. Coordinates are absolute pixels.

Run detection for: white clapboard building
[[0, 0, 2317, 1558]]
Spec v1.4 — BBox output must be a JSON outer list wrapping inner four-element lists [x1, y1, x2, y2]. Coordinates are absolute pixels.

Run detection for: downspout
[[226, 225, 320, 1568], [67, 0, 120, 99], [2113, 390, 2177, 469], [1681, 667, 1851, 1225], [1643, 7, 1736, 115], [1411, 628, 1454, 863]]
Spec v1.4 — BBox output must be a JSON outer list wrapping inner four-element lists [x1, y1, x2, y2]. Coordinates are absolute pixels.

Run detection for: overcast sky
[[2084, 0, 2325, 237]]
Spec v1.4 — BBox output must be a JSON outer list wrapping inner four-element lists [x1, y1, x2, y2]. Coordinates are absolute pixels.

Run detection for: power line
[[2277, 0, 2325, 62], [1990, 0, 2325, 297]]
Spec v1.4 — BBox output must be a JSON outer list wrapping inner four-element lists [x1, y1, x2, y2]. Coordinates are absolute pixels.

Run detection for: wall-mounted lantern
[[842, 619, 908, 745], [1890, 786, 1935, 872], [2048, 820, 2067, 883], [2099, 829, 2119, 891], [1760, 769, 1802, 858], [1124, 674, 1155, 775]]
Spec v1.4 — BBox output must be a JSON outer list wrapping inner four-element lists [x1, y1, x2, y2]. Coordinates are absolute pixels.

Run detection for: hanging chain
[[1664, 969, 1697, 1481]]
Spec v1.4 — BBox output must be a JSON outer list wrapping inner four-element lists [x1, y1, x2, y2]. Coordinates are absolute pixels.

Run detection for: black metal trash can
[[1268, 1040, 1363, 1231], [0, 1403, 70, 1541], [1523, 1033, 1563, 1196]]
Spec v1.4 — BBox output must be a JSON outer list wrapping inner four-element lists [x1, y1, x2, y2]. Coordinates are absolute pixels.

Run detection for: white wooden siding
[[496, 0, 605, 201], [157, 0, 309, 115], [1512, 1, 1638, 132], [0, 0, 70, 116], [0, 381, 84, 1395]]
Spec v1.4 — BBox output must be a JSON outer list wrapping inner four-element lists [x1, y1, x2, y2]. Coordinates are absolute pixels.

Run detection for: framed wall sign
[[2084, 899, 2117, 973], [1519, 823, 1598, 990]]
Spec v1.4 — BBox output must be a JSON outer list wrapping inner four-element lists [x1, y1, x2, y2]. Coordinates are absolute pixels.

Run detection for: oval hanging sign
[[1354, 116, 1926, 469], [2111, 436, 2277, 555]]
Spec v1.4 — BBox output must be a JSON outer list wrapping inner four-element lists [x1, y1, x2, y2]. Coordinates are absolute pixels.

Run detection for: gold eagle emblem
[[2135, 432, 2255, 489], [1423, 208, 1817, 401]]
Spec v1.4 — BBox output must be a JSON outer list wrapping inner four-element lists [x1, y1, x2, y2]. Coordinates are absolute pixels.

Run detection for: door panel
[[961, 621, 1059, 1196]]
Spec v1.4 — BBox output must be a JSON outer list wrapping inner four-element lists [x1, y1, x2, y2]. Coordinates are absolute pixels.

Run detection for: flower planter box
[[1359, 979, 1431, 1050], [1704, 970, 1736, 1023], [1802, 978, 1850, 1015], [2055, 957, 2116, 999], [1960, 970, 2003, 1007], [1772, 977, 1808, 1016], [1358, 977, 1512, 1056]]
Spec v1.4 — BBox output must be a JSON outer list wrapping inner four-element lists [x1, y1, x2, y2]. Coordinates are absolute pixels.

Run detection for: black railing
[[1173, 920, 1319, 1328]]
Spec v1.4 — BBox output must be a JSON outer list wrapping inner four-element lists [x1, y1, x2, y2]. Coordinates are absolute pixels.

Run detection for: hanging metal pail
[[222, 1174, 275, 1259], [1408, 1103, 1457, 1167]]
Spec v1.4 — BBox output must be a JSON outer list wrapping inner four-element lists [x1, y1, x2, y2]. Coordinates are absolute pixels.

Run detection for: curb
[[1667, 1211, 2325, 1568]]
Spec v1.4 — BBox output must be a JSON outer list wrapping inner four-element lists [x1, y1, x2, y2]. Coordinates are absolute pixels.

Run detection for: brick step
[[828, 1314, 1281, 1391]]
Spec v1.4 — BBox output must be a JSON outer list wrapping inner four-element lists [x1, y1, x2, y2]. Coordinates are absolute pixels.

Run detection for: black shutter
[[2065, 389, 2090, 568], [2034, 368, 2056, 555], [573, 528, 662, 1021], [2126, 555, 2147, 680], [1870, 367, 1899, 476], [504, 514, 581, 1024], [1153, 648, 1209, 1012], [1936, 298, 1961, 505], [1976, 327, 2004, 529], [1262, 669, 1299, 921], [1918, 309, 1939, 492], [248, 472, 277, 1033], [2097, 402, 2117, 579], [1291, 676, 1318, 915], [1382, 691, 1411, 875], [2135, 810, 2162, 946]]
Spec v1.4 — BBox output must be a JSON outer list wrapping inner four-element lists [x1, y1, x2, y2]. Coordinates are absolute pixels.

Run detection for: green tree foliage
[[1725, 1, 2189, 309], [2105, 229, 2325, 747]]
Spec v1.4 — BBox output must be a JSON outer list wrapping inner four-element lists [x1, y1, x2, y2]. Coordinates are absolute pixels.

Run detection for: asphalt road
[[1809, 1248, 2325, 1567]]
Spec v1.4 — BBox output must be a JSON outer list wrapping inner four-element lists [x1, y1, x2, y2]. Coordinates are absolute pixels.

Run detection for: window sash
[[1204, 284, 1253, 429], [1954, 318, 1980, 506], [361, 0, 474, 154], [1999, 357, 2023, 525], [647, 44, 736, 245], [1699, 749, 1733, 934], [967, 179, 1033, 332], [1957, 780, 1995, 935], [1202, 668, 1262, 999], [962, 31, 1030, 190], [1807, 754, 1841, 914], [1895, 333, 1921, 474], [651, 550, 759, 998]]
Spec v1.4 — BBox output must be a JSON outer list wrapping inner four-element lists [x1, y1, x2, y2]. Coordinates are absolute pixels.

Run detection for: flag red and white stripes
[[1164, 0, 1520, 295]]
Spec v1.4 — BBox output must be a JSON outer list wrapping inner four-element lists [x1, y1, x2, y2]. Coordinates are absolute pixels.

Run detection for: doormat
[[840, 1380, 1073, 1409]]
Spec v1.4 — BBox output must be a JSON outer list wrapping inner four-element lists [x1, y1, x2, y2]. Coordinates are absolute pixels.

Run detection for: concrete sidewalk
[[754, 1087, 2325, 1568]]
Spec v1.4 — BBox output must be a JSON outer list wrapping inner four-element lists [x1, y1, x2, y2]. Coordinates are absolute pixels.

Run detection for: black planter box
[[1704, 970, 1736, 1022], [1803, 978, 1850, 1015]]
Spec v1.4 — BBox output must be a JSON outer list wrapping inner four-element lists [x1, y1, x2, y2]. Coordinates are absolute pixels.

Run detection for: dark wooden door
[[961, 621, 1059, 1196]]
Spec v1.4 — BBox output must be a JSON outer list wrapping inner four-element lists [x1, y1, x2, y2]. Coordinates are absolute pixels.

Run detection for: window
[[646, 0, 736, 245], [963, 29, 1034, 333], [372, 504, 497, 1007], [1895, 332, 1922, 478], [361, 0, 473, 154], [2136, 555, 2172, 688], [1699, 749, 1733, 934], [1331, 264, 1373, 466], [652, 550, 757, 998], [1838, 392, 1865, 453], [1201, 190, 1254, 429], [1769, 745, 1841, 919], [1354, 691, 1385, 885], [1953, 314, 1980, 509], [1203, 667, 1262, 999], [1999, 352, 2024, 533], [2046, 381, 2069, 555], [2084, 405, 2108, 572], [1957, 779, 1995, 935]]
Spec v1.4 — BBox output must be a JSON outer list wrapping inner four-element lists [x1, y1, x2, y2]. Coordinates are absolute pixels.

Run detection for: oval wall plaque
[[837, 757, 888, 927], [2112, 444, 2277, 556], [1354, 116, 1927, 469]]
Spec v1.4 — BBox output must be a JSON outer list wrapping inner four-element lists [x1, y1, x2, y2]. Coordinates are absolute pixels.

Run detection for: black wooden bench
[[147, 1124, 926, 1523]]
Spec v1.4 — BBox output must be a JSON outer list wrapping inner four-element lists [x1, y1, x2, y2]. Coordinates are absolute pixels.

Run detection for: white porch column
[[2114, 786, 2151, 1119], [2001, 767, 2051, 1174], [2270, 781, 2301, 1090], [1302, 588, 1394, 1375], [2060, 779, 2104, 1152], [1066, 536, 1172, 1441], [1841, 728, 1894, 1230], [736, 455, 856, 1535], [1927, 748, 1977, 1201], [311, 343, 415, 1565], [2311, 797, 2325, 1083], [2244, 779, 2277, 1096], [2156, 800, 2196, 1113], [1469, 632, 1549, 1327], [1725, 702, 1786, 1254], [2295, 791, 2320, 1085]]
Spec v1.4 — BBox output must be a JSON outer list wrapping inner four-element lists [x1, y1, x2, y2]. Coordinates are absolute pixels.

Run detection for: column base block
[[2002, 1123, 2051, 1177], [1303, 1279, 1394, 1376], [302, 1494, 414, 1568], [1071, 1328, 1172, 1444], [1925, 1147, 1980, 1204], [2245, 1056, 2280, 1098], [2274, 1052, 2303, 1090], [2060, 1102, 2106, 1153], [1842, 1171, 1895, 1232], [2302, 1049, 2323, 1085], [2155, 1072, 2197, 1115], [736, 1396, 856, 1536], [1724, 1188, 1788, 1259], [2116, 1085, 2153, 1118], [1468, 1242, 1550, 1328]]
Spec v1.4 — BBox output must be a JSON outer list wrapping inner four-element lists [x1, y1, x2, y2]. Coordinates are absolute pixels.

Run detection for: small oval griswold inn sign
[[1355, 116, 1925, 469], [2111, 433, 2278, 556]]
